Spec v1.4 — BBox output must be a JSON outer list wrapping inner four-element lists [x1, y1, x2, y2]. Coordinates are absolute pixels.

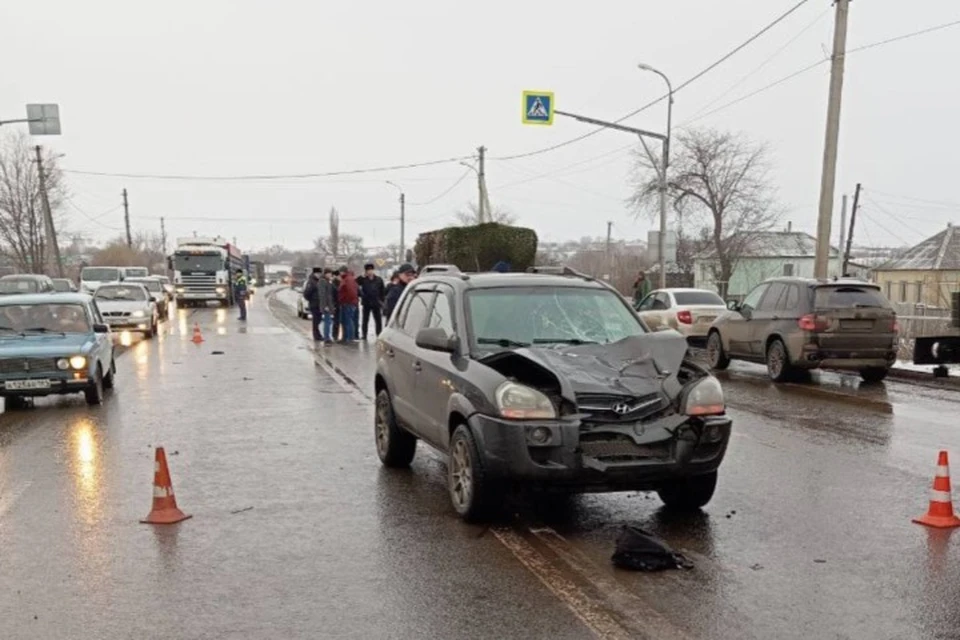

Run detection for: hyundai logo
[[612, 402, 634, 415]]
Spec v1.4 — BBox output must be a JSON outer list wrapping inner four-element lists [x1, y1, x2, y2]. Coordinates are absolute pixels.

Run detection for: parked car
[[124, 277, 169, 319], [0, 274, 56, 295], [80, 266, 123, 293], [374, 265, 732, 521], [93, 283, 158, 338], [635, 288, 728, 342], [0, 293, 115, 407], [51, 278, 78, 293], [706, 277, 898, 383], [153, 275, 175, 301]]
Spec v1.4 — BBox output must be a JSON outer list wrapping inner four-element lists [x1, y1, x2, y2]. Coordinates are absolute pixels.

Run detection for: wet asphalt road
[[1, 288, 958, 639]]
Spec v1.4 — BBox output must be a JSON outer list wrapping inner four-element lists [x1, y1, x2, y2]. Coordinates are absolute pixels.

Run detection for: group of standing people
[[302, 262, 417, 344]]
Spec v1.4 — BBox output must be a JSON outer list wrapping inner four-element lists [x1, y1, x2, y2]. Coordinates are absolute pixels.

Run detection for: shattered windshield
[[466, 286, 646, 350]]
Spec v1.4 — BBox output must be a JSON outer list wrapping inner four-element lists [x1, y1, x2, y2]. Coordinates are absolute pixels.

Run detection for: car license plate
[[841, 320, 874, 331], [6, 379, 51, 390], [698, 316, 716, 324]]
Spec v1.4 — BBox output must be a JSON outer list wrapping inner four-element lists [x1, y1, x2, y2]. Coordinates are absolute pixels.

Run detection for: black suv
[[374, 266, 733, 521]]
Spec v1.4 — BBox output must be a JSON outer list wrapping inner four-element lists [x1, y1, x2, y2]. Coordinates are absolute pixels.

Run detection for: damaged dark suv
[[373, 266, 732, 521]]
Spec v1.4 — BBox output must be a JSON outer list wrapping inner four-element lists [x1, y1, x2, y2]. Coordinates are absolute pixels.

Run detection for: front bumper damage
[[468, 411, 732, 492]]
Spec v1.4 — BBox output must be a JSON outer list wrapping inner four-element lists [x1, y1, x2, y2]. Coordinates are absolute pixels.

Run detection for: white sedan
[[635, 288, 728, 342]]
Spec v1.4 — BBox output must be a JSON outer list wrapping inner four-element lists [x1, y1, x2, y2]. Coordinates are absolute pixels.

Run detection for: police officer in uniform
[[234, 269, 249, 321]]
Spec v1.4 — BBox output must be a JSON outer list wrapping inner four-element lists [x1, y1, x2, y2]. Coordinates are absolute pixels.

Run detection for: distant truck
[[248, 260, 266, 288], [290, 267, 308, 290], [170, 237, 244, 307]]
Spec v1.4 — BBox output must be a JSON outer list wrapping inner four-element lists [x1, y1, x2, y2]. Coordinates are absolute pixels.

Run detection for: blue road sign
[[522, 91, 554, 126]]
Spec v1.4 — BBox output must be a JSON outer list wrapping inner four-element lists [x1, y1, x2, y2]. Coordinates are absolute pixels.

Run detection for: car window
[[637, 294, 657, 311], [428, 288, 455, 334], [673, 291, 725, 306], [740, 284, 768, 312], [82, 268, 121, 282], [399, 290, 432, 336], [466, 286, 646, 350], [779, 284, 801, 312], [814, 285, 891, 309], [95, 285, 148, 301], [0, 279, 39, 294], [89, 302, 104, 325], [757, 283, 787, 312], [652, 293, 670, 310]]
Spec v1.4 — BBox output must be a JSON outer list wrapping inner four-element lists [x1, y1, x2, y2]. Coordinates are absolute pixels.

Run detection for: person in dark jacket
[[330, 269, 342, 341], [358, 263, 386, 340], [303, 267, 324, 341], [234, 269, 248, 321], [317, 269, 336, 343], [383, 263, 416, 320], [338, 268, 360, 342]]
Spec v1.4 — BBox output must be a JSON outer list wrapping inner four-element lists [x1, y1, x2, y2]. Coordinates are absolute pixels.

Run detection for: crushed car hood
[[480, 332, 689, 400]]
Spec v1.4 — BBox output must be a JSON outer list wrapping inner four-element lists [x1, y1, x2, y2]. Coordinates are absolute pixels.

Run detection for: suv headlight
[[56, 358, 70, 370], [69, 356, 87, 370], [681, 377, 725, 416], [132, 310, 145, 318], [495, 382, 556, 420]]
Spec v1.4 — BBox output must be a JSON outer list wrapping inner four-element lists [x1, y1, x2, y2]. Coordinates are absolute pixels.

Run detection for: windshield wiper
[[532, 338, 599, 345], [22, 327, 66, 336], [476, 337, 530, 348]]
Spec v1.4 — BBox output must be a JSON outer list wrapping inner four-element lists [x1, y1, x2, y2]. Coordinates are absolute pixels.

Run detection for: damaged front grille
[[579, 434, 672, 462], [576, 392, 666, 424]]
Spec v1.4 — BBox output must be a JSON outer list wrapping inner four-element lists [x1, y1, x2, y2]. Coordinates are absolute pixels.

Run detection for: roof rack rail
[[525, 265, 594, 280], [421, 264, 461, 274]]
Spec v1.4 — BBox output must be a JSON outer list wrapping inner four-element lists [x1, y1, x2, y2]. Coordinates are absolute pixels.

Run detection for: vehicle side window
[[637, 294, 656, 311], [779, 284, 800, 312], [652, 293, 670, 310], [740, 284, 768, 312], [399, 290, 432, 336], [89, 302, 104, 325], [428, 288, 455, 334], [758, 283, 787, 312]]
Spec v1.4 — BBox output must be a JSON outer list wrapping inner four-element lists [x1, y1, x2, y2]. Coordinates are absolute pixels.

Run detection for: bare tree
[[0, 131, 67, 273], [631, 128, 780, 297], [453, 202, 516, 226]]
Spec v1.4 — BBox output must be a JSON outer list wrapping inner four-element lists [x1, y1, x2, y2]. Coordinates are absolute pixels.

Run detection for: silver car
[[93, 284, 158, 338]]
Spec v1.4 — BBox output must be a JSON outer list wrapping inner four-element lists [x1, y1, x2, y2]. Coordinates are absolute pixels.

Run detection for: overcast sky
[[2, 0, 958, 253]]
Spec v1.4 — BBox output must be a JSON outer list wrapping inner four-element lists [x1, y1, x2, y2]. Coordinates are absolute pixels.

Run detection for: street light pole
[[386, 181, 405, 262], [638, 63, 673, 289]]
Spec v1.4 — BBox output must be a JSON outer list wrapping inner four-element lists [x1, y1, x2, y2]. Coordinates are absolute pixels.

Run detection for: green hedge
[[414, 223, 538, 272]]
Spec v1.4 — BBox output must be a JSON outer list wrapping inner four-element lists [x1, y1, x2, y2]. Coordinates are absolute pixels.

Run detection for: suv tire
[[860, 367, 889, 384], [707, 331, 730, 370], [657, 471, 718, 511], [375, 389, 416, 468], [448, 424, 499, 522], [85, 366, 104, 406], [766, 338, 794, 383], [5, 395, 26, 411]]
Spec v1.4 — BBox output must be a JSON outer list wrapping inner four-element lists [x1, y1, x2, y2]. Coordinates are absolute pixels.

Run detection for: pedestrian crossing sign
[[522, 91, 554, 125]]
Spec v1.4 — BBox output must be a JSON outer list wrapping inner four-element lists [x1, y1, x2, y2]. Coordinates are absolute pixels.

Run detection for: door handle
[[413, 361, 422, 372], [385, 348, 395, 358]]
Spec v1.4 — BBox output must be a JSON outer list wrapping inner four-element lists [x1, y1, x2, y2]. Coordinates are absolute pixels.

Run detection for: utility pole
[[123, 188, 132, 248], [399, 192, 406, 262], [838, 194, 848, 272], [605, 221, 613, 278], [814, 0, 851, 279], [477, 146, 487, 223], [842, 182, 861, 275], [34, 145, 64, 278], [160, 216, 168, 256]]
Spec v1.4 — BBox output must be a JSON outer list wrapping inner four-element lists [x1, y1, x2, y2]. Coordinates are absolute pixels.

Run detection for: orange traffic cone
[[913, 451, 960, 529], [191, 322, 204, 344], [141, 447, 192, 525]]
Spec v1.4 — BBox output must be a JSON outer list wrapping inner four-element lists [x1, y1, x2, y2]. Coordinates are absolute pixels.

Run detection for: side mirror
[[93, 323, 110, 334], [415, 327, 459, 353], [726, 300, 740, 311]]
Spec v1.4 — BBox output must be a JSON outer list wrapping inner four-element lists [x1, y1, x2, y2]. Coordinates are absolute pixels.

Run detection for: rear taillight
[[799, 314, 829, 332], [891, 318, 900, 334], [677, 310, 693, 325]]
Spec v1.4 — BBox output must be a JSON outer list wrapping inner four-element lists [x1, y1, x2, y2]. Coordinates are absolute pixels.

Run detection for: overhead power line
[[408, 168, 474, 206], [493, 0, 813, 161], [62, 155, 473, 182]]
